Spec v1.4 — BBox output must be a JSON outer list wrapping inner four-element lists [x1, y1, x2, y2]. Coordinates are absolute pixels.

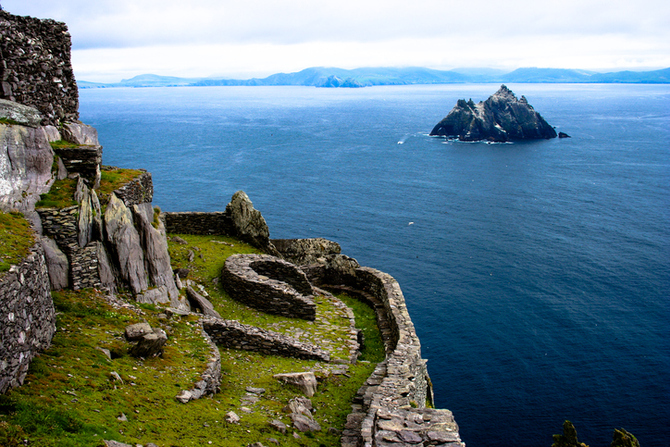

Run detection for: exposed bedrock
[[0, 112, 54, 213], [430, 84, 557, 142]]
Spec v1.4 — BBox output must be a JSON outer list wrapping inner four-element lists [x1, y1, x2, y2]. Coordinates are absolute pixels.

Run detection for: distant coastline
[[78, 66, 670, 89]]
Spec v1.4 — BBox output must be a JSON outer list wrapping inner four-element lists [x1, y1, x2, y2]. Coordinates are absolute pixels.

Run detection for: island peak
[[430, 85, 558, 142]]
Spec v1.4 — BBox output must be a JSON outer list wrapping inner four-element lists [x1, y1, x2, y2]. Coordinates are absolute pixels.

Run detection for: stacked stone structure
[[221, 254, 317, 320], [0, 11, 79, 125], [0, 242, 56, 394], [202, 318, 330, 361]]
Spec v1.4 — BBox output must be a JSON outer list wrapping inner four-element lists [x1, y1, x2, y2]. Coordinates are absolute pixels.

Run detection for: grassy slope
[[0, 211, 35, 273], [0, 234, 384, 447]]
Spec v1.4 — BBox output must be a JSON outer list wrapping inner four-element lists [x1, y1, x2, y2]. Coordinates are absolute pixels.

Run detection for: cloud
[[3, 0, 670, 80]]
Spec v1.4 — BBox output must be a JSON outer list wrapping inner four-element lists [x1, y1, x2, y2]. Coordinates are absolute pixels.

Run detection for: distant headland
[[78, 66, 670, 89]]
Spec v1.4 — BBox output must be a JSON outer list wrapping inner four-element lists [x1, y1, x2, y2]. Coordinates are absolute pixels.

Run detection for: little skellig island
[[430, 85, 558, 142], [0, 9, 465, 447]]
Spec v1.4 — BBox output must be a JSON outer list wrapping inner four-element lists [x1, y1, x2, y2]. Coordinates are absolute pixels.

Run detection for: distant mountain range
[[78, 66, 670, 89]]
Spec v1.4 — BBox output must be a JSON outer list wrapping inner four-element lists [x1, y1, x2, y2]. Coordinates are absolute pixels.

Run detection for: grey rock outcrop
[[273, 372, 318, 397], [0, 122, 54, 212], [272, 237, 341, 265], [104, 193, 148, 294], [61, 122, 99, 146], [186, 285, 222, 318], [129, 327, 167, 358], [0, 99, 42, 127], [39, 236, 69, 290], [430, 85, 557, 142], [225, 190, 279, 254], [132, 203, 180, 305]]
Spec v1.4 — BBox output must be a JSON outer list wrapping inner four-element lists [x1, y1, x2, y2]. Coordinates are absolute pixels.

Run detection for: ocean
[[79, 83, 670, 446]]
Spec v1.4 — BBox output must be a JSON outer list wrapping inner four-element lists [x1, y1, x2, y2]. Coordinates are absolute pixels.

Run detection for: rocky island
[[430, 85, 558, 142]]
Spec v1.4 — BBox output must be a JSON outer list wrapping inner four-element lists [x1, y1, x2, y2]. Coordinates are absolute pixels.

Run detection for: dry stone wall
[[0, 11, 78, 125], [0, 242, 55, 394], [221, 254, 317, 320], [289, 238, 465, 447], [202, 318, 330, 362], [111, 170, 153, 207], [163, 211, 230, 235]]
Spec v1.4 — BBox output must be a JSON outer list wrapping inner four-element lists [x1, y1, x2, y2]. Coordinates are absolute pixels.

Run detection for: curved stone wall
[[221, 254, 316, 320], [0, 242, 55, 394], [308, 262, 465, 447]]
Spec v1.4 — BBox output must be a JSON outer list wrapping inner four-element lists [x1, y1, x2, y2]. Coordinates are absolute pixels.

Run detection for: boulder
[[61, 122, 100, 146], [224, 190, 279, 255], [284, 396, 313, 417], [0, 99, 42, 127], [175, 390, 193, 404], [39, 236, 69, 290], [186, 285, 222, 318], [136, 285, 171, 305], [270, 419, 287, 434], [0, 123, 54, 212], [42, 125, 61, 142], [291, 413, 321, 432], [430, 85, 557, 142], [273, 371, 318, 397], [129, 328, 167, 358], [104, 193, 148, 294], [226, 411, 240, 423], [124, 322, 153, 341], [559, 131, 571, 138]]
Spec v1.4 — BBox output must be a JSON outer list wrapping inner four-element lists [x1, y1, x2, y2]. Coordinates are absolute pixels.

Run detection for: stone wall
[[0, 11, 79, 125], [221, 254, 317, 321], [112, 170, 153, 207], [293, 241, 465, 447], [202, 318, 330, 362], [0, 242, 56, 394], [163, 211, 230, 235]]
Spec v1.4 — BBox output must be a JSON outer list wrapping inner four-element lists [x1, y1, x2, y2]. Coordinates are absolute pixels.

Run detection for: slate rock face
[[0, 122, 54, 212], [224, 190, 279, 255], [104, 193, 148, 294], [430, 85, 557, 142]]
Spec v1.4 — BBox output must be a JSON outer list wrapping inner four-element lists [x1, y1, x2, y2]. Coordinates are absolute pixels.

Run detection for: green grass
[[35, 178, 77, 209], [49, 140, 79, 150], [0, 118, 21, 125], [0, 235, 385, 446], [0, 211, 35, 273], [34, 167, 144, 210]]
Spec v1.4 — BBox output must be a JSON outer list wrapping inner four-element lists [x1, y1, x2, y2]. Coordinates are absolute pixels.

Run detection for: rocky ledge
[[430, 85, 557, 142]]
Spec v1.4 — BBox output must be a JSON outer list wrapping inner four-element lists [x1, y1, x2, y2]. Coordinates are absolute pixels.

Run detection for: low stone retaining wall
[[202, 318, 330, 362], [0, 242, 56, 394], [163, 211, 230, 235], [221, 254, 316, 321]]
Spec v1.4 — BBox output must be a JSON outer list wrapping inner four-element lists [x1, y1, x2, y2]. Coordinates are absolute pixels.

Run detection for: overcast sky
[[4, 0, 669, 83]]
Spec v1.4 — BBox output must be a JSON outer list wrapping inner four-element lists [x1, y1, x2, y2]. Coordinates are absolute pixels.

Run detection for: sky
[[3, 0, 670, 83]]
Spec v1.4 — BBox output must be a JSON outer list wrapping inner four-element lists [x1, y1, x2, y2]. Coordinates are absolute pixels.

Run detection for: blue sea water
[[79, 84, 670, 447]]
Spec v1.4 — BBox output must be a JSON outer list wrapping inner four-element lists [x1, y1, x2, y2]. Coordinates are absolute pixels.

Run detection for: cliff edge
[[430, 85, 557, 142]]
